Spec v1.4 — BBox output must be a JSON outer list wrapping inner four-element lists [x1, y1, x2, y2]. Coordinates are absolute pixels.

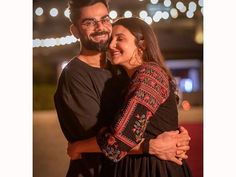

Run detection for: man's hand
[[149, 126, 191, 165], [67, 142, 82, 160], [177, 126, 191, 147]]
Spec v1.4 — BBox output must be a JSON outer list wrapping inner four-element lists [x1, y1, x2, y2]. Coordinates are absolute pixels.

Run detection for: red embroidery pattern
[[97, 62, 170, 162], [128, 63, 169, 113], [113, 100, 140, 147]]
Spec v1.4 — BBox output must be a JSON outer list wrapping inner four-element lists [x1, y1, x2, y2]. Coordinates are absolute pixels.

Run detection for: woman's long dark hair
[[113, 17, 179, 103]]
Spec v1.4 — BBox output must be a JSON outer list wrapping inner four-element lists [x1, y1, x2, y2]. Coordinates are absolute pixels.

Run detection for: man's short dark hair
[[68, 0, 109, 24]]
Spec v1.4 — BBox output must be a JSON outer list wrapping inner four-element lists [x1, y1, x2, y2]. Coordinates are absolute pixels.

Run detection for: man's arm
[[67, 137, 100, 160], [130, 126, 190, 165], [67, 126, 190, 163]]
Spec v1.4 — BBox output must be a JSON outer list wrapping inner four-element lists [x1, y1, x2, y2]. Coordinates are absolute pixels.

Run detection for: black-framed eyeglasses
[[81, 16, 112, 29]]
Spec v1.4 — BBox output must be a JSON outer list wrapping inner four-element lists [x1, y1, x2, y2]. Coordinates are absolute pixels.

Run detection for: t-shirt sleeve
[[54, 68, 101, 141], [96, 64, 170, 162]]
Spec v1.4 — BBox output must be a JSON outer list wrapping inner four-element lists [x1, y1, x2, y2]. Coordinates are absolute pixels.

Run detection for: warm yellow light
[[195, 26, 203, 44], [153, 11, 162, 22], [170, 8, 178, 18], [182, 100, 191, 111]]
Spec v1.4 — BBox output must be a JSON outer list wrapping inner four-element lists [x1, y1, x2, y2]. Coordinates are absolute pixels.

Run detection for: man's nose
[[95, 21, 104, 30]]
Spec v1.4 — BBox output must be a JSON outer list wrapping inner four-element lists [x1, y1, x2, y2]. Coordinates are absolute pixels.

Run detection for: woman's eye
[[117, 37, 123, 41]]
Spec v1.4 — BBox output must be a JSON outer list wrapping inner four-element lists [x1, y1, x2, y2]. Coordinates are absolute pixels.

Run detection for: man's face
[[75, 2, 112, 52]]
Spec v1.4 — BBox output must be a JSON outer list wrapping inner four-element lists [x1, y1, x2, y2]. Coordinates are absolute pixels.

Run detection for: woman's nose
[[109, 40, 116, 49]]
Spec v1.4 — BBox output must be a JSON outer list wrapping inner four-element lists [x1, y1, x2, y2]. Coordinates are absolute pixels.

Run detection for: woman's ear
[[137, 40, 146, 56], [70, 24, 80, 39], [138, 40, 146, 51], [137, 48, 143, 55]]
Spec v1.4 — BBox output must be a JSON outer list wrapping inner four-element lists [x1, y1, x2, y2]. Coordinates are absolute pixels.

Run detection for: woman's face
[[108, 25, 139, 69]]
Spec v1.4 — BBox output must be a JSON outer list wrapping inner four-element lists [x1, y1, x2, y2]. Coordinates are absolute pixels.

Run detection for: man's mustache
[[91, 31, 109, 37]]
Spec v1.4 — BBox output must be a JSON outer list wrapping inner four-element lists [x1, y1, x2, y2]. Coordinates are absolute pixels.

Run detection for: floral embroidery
[[132, 111, 152, 142], [98, 131, 128, 162], [108, 136, 116, 146]]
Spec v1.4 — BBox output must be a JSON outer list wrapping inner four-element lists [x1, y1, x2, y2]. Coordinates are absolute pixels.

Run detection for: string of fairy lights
[[33, 0, 203, 48]]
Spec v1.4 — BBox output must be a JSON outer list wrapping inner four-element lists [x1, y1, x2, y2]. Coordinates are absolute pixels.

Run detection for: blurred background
[[33, 0, 203, 177]]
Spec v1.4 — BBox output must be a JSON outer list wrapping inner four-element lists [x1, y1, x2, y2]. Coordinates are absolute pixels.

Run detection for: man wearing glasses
[[54, 0, 190, 177]]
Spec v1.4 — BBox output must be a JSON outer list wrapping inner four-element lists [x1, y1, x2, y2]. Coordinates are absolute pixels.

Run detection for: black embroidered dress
[[97, 62, 192, 177]]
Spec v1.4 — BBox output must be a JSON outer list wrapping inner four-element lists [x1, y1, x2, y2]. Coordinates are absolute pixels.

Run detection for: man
[[54, 0, 190, 177]]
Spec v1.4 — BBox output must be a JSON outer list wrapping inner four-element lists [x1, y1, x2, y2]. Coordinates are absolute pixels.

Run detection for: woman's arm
[[67, 64, 190, 162], [96, 64, 171, 162], [67, 128, 190, 163], [67, 136, 143, 160]]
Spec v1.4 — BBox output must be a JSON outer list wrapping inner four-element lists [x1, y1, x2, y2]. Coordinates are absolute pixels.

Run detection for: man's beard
[[80, 31, 110, 52]]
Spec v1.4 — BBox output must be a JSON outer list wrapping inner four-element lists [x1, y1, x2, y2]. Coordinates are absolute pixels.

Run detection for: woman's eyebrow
[[114, 33, 125, 37]]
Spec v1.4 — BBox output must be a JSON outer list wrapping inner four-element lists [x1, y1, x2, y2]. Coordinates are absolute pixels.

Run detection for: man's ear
[[70, 24, 80, 39]]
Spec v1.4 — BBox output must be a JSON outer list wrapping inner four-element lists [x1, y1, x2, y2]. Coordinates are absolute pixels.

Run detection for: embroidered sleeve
[[97, 63, 170, 162]]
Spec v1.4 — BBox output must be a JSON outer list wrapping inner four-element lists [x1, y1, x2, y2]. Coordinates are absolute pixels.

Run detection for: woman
[[68, 17, 192, 177]]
